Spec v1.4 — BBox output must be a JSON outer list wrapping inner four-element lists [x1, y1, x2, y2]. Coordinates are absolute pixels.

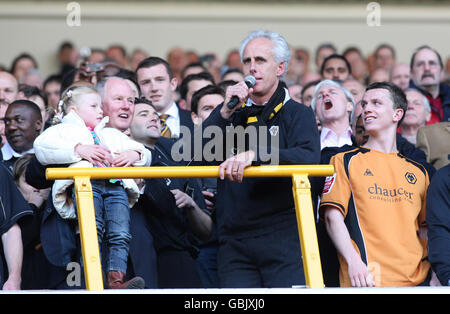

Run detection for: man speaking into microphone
[[200, 30, 320, 288]]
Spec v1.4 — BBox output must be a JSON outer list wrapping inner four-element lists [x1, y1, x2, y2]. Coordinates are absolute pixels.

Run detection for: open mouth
[[324, 99, 333, 110], [118, 113, 129, 119]]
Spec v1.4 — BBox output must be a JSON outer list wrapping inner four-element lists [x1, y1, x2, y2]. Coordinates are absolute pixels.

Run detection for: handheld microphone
[[226, 75, 257, 109]]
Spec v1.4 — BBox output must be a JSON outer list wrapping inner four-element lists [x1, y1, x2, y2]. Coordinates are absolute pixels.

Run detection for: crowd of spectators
[[0, 32, 449, 290]]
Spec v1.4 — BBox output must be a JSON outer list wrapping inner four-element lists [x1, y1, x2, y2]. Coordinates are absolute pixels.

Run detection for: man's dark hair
[[343, 46, 364, 59], [181, 62, 208, 79], [191, 84, 224, 114], [58, 41, 74, 53], [374, 43, 396, 59], [10, 53, 38, 73], [179, 72, 215, 101], [7, 99, 43, 122], [301, 79, 322, 100], [221, 67, 244, 80], [365, 81, 407, 125], [134, 96, 156, 109], [217, 80, 238, 94], [60, 68, 77, 95], [320, 54, 352, 76], [108, 44, 127, 58], [315, 43, 337, 61], [43, 74, 62, 90], [136, 56, 174, 80], [18, 85, 48, 108], [409, 45, 444, 71]]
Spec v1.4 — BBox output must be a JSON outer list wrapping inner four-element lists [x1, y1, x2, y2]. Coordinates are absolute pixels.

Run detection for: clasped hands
[[74, 144, 140, 167]]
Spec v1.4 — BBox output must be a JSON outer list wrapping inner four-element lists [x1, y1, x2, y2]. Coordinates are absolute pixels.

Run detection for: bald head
[[98, 77, 135, 132], [390, 63, 411, 91]]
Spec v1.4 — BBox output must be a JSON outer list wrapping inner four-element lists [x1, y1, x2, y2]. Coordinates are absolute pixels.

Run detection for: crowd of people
[[0, 30, 449, 290]]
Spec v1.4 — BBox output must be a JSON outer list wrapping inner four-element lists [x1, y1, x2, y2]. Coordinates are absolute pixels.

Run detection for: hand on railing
[[219, 150, 256, 183]]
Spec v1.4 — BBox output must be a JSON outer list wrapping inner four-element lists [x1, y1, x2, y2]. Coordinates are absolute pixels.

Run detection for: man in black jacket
[[129, 97, 212, 288], [0, 162, 33, 290], [426, 164, 450, 286], [200, 30, 321, 288]]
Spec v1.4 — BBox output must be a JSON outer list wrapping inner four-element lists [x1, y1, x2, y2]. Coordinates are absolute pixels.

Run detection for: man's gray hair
[[239, 30, 290, 76], [404, 88, 431, 113], [311, 79, 355, 114]]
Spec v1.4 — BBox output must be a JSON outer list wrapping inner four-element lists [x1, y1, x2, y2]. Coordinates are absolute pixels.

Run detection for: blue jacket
[[24, 156, 159, 288], [426, 164, 450, 286], [200, 98, 321, 240], [409, 80, 450, 122]]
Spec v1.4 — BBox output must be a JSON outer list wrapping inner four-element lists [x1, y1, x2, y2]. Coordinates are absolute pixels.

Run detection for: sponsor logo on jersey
[[368, 183, 414, 202], [322, 174, 336, 194]]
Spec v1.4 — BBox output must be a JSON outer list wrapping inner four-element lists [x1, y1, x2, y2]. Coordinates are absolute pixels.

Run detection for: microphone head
[[244, 75, 257, 88]]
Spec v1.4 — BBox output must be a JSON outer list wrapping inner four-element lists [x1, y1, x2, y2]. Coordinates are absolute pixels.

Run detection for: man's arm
[[1, 223, 23, 290], [170, 189, 212, 241], [324, 206, 375, 287]]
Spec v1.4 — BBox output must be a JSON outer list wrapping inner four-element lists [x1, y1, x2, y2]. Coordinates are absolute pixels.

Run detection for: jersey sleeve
[[319, 153, 352, 219]]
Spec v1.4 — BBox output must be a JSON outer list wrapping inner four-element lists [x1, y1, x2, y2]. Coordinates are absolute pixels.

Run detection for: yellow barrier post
[[292, 174, 324, 288], [47, 165, 333, 290], [73, 176, 104, 291]]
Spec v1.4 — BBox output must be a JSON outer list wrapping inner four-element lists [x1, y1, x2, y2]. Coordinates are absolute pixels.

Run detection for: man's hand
[[170, 189, 196, 209], [219, 150, 255, 183], [429, 271, 442, 286], [2, 276, 21, 290], [201, 190, 216, 211], [112, 150, 140, 167], [324, 206, 375, 287], [347, 257, 375, 287], [75, 144, 112, 167], [220, 81, 254, 119], [28, 187, 51, 208]]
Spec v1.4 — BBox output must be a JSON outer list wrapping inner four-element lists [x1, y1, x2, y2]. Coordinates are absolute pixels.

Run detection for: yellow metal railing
[[46, 165, 334, 290]]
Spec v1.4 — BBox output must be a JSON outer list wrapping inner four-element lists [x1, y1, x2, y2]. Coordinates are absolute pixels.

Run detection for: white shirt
[[320, 126, 353, 150], [1, 141, 34, 161], [159, 102, 181, 138]]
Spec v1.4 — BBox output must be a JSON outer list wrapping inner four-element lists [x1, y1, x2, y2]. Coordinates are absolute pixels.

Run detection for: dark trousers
[[196, 244, 219, 288], [217, 222, 305, 288], [128, 204, 158, 288], [157, 249, 203, 288]]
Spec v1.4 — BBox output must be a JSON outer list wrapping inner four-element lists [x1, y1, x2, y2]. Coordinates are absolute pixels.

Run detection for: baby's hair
[[58, 85, 100, 116]]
